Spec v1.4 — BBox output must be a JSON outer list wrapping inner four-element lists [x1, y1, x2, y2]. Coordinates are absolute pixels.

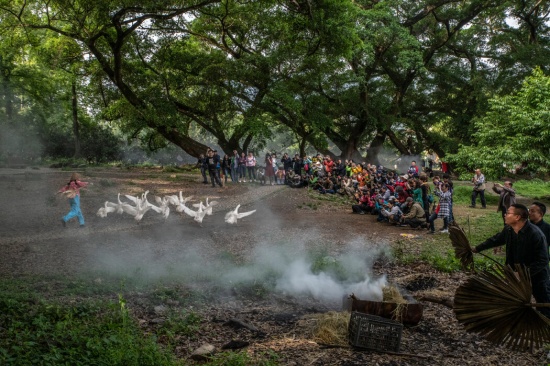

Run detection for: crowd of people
[[197, 149, 454, 233]]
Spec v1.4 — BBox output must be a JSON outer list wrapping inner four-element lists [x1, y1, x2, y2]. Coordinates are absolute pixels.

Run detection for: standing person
[[231, 150, 239, 183], [58, 173, 89, 228], [221, 154, 231, 185], [275, 166, 285, 185], [442, 174, 454, 222], [246, 151, 257, 182], [206, 150, 223, 188], [281, 153, 292, 183], [472, 204, 550, 318], [197, 153, 208, 184], [411, 179, 423, 208], [427, 183, 451, 234], [264, 153, 275, 185], [292, 154, 302, 176], [529, 202, 550, 253], [212, 150, 222, 184], [238, 152, 247, 182], [408, 160, 419, 178], [323, 156, 334, 175], [419, 175, 431, 218], [493, 181, 516, 223], [470, 169, 487, 209], [272, 153, 278, 176], [303, 155, 312, 176]]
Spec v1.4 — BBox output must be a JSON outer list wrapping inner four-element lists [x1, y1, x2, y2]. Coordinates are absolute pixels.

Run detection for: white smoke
[[92, 228, 389, 307]]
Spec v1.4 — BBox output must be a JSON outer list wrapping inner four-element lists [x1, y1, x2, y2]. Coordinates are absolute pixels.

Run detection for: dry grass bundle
[[383, 285, 408, 322], [448, 222, 474, 271], [454, 263, 550, 350], [382, 285, 407, 304], [301, 311, 350, 346]]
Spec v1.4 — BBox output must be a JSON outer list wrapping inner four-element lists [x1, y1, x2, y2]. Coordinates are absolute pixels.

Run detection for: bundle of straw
[[302, 311, 350, 346]]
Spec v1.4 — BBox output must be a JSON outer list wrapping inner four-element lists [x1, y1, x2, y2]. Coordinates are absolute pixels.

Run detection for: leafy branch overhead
[[0, 0, 549, 167]]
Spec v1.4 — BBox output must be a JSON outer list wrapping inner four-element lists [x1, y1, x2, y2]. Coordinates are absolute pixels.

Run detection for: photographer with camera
[[400, 197, 427, 229], [470, 169, 487, 209], [380, 199, 403, 224], [352, 190, 373, 215]]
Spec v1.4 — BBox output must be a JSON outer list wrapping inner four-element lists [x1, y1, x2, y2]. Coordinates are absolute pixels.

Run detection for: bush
[[0, 295, 176, 366]]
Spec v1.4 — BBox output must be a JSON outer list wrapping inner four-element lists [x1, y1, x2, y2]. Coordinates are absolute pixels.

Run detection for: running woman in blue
[[58, 173, 89, 228]]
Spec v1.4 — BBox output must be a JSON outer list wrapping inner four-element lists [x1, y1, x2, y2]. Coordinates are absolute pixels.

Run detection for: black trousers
[[209, 169, 223, 187]]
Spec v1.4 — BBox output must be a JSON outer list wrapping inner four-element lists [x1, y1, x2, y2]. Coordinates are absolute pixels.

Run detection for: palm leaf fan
[[448, 222, 475, 271], [454, 262, 550, 350]]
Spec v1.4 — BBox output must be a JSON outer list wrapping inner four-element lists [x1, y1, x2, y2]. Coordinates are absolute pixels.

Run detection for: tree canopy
[[0, 0, 549, 170], [448, 68, 550, 178]]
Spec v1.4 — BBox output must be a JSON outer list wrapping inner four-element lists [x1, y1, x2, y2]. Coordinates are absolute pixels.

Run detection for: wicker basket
[[348, 312, 403, 353]]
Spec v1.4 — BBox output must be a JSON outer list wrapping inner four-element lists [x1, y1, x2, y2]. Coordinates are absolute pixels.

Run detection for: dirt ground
[[0, 167, 545, 365]]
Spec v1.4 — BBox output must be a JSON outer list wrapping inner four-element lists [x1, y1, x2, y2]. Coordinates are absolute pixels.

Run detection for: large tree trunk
[[71, 81, 81, 159], [2, 71, 13, 125], [365, 131, 386, 166], [339, 137, 364, 162]]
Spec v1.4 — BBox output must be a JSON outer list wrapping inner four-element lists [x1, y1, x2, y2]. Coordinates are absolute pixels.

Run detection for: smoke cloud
[[91, 227, 389, 307]]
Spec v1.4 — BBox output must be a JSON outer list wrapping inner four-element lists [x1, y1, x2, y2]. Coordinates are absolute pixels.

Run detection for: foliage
[[156, 310, 201, 344], [0, 294, 177, 366], [42, 123, 123, 163], [447, 68, 550, 178], [4, 0, 546, 164]]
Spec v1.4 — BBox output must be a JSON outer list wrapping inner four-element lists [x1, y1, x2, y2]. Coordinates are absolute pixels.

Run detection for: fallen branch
[[416, 295, 454, 309]]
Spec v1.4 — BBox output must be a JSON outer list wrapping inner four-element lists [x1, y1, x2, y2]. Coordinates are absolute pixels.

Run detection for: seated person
[[319, 177, 335, 194], [276, 167, 285, 185], [400, 197, 426, 228], [380, 199, 403, 224], [373, 195, 387, 218], [352, 191, 373, 214]]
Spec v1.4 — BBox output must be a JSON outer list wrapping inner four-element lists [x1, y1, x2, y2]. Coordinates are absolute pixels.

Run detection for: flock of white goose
[[96, 191, 256, 224]]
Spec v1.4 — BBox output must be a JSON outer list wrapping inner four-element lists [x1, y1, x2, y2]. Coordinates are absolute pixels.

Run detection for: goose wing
[[181, 204, 198, 218], [124, 195, 139, 204], [236, 209, 256, 219]]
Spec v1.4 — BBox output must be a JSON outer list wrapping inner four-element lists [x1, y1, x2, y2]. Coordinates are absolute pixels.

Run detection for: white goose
[[166, 191, 193, 212], [125, 190, 150, 207], [152, 196, 171, 219], [224, 204, 256, 224], [96, 201, 117, 218], [115, 193, 133, 214], [121, 194, 152, 222], [181, 201, 208, 224], [193, 197, 218, 216]]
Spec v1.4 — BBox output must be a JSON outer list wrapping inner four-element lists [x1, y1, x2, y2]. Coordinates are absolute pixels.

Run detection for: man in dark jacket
[[529, 202, 550, 256], [197, 153, 208, 184], [206, 150, 223, 188], [473, 203, 550, 318], [281, 153, 292, 183], [292, 154, 302, 175], [492, 181, 516, 223]]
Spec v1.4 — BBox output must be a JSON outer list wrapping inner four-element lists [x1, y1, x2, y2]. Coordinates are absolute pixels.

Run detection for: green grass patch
[[0, 294, 178, 366], [156, 310, 201, 343], [513, 179, 550, 200], [391, 209, 504, 274], [450, 184, 499, 206]]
